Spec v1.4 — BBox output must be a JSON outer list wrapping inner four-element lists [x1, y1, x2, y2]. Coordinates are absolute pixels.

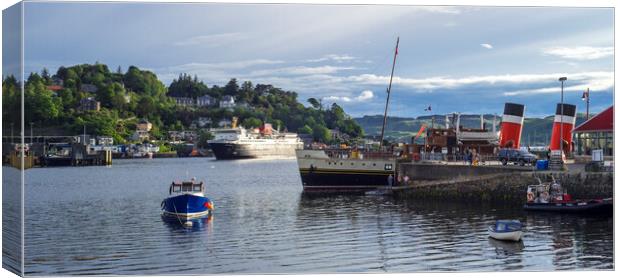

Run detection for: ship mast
[[379, 37, 399, 149]]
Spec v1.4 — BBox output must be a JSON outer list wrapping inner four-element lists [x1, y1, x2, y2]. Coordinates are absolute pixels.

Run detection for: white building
[[196, 95, 215, 107], [197, 117, 213, 128], [219, 95, 235, 109]]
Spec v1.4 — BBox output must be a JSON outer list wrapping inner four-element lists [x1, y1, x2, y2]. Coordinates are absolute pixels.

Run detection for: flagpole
[[379, 37, 399, 149]]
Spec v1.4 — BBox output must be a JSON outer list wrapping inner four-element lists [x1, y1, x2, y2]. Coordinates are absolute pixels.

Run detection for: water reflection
[[161, 215, 214, 233], [488, 238, 525, 255], [22, 159, 613, 275]]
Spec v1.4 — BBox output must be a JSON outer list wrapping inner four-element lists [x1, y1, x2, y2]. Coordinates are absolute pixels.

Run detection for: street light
[[558, 77, 567, 158], [581, 88, 590, 120]]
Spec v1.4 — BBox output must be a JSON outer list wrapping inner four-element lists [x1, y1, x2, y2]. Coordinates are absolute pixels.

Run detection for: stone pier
[[394, 162, 613, 204]]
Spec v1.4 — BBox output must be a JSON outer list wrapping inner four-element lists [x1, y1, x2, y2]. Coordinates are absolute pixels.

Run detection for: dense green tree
[[167, 73, 209, 99], [197, 130, 214, 149], [307, 98, 321, 109], [3, 64, 364, 143], [224, 78, 239, 96], [312, 125, 331, 143], [298, 125, 312, 134], [242, 117, 262, 129]]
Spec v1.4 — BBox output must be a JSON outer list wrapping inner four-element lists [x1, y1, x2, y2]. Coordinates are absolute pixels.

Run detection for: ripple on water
[[20, 159, 614, 275]]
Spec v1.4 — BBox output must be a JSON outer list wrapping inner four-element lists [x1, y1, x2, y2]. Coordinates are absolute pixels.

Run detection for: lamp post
[[558, 77, 567, 158], [582, 88, 590, 120]]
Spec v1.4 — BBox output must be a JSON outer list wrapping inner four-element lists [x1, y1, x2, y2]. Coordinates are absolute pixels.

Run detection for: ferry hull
[[300, 170, 393, 192], [162, 194, 212, 220], [209, 142, 301, 160]]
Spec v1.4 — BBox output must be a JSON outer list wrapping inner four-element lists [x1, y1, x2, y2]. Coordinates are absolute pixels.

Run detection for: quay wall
[[397, 162, 532, 181], [394, 170, 613, 204]]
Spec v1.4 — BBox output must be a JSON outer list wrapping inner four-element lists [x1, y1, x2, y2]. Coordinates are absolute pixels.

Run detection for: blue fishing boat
[[161, 179, 214, 221], [488, 220, 523, 241]]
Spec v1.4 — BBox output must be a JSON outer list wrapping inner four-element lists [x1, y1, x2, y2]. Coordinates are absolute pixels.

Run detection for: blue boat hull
[[162, 194, 212, 220]]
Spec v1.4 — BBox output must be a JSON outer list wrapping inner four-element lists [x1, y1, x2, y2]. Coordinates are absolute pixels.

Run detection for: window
[[193, 185, 202, 191]]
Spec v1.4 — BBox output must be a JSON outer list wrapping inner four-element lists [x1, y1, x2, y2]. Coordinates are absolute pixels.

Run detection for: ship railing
[[323, 149, 396, 160], [416, 153, 502, 165]]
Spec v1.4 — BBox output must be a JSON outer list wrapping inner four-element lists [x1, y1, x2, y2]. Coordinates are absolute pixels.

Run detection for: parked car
[[498, 148, 537, 166]]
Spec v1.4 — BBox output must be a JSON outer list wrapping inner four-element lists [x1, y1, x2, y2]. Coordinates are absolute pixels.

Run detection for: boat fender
[[527, 192, 534, 202]]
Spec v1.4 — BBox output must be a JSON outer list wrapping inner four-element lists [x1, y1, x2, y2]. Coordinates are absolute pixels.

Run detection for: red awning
[[572, 105, 613, 133]]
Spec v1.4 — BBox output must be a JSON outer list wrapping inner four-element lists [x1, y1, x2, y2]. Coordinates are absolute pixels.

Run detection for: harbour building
[[572, 105, 613, 157]]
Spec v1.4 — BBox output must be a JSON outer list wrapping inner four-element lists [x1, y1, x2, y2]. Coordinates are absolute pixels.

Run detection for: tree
[[307, 98, 321, 109], [298, 125, 312, 134], [197, 130, 214, 149], [136, 96, 156, 117], [23, 76, 61, 123], [41, 68, 51, 84], [312, 125, 331, 143], [224, 78, 239, 96], [242, 117, 262, 129]]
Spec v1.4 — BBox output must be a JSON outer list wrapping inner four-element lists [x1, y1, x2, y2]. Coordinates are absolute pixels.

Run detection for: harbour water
[[12, 158, 614, 274]]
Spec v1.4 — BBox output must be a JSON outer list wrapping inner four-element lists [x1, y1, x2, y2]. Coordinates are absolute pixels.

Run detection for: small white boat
[[488, 220, 523, 242]]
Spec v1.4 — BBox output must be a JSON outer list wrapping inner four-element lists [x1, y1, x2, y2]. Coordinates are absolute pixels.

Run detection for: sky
[[12, 2, 615, 118]]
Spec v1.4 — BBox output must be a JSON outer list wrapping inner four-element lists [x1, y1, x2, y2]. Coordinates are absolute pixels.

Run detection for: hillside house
[[219, 95, 235, 109], [78, 97, 100, 112]]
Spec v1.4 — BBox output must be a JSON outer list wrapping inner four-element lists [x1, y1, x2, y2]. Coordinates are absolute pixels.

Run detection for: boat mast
[[379, 37, 400, 149]]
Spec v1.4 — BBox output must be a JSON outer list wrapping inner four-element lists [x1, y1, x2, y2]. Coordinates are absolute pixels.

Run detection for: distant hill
[[354, 113, 587, 145]]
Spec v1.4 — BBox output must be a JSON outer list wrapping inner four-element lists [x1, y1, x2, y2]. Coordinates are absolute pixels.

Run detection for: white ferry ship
[[208, 123, 303, 160]]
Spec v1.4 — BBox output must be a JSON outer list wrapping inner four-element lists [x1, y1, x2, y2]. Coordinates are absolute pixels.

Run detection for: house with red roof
[[572, 105, 613, 157]]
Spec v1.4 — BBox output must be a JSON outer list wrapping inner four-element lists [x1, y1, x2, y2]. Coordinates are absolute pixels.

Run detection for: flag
[[414, 124, 426, 141]]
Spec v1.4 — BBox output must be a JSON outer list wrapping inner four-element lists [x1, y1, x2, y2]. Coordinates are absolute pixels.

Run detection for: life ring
[[527, 192, 534, 202]]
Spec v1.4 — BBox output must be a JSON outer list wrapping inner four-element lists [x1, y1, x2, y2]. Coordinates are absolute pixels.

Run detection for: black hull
[[300, 171, 392, 192], [208, 143, 255, 160], [524, 199, 613, 213]]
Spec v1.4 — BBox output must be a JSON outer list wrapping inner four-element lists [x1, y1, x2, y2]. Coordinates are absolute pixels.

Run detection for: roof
[[47, 85, 63, 91], [572, 105, 613, 133]]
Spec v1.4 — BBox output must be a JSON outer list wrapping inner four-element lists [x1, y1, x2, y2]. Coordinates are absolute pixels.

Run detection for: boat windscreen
[[171, 182, 203, 193], [495, 221, 522, 232]]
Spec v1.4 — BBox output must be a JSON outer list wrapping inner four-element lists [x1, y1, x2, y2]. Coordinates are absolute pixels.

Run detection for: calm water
[[15, 158, 613, 275]]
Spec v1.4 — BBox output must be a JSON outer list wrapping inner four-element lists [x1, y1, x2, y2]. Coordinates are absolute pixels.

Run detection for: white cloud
[[416, 6, 462, 14], [326, 90, 374, 103], [306, 54, 357, 63], [250, 65, 355, 76], [357, 90, 374, 101], [152, 59, 284, 83], [174, 32, 249, 47], [543, 46, 613, 60], [343, 71, 613, 93], [503, 72, 614, 96], [480, 43, 493, 49]]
